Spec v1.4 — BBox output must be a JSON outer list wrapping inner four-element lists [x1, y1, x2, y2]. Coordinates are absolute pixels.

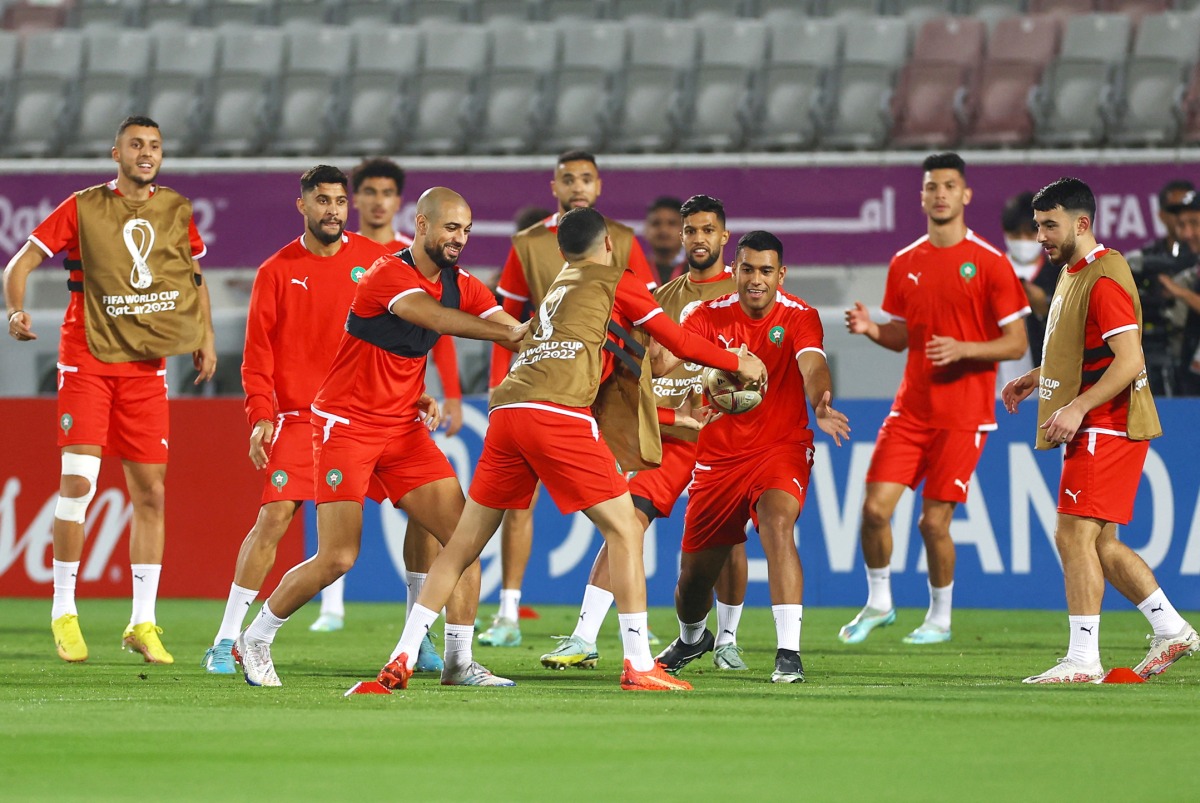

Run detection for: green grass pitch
[[3, 599, 1197, 802]]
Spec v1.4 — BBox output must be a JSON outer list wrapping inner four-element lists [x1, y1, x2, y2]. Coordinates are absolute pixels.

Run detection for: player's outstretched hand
[[925, 334, 969, 367], [507, 320, 531, 343], [7, 310, 36, 341], [193, 341, 217, 384], [1001, 370, 1038, 414], [734, 344, 766, 385], [844, 301, 873, 336], [418, 393, 442, 432], [442, 397, 463, 436], [815, 391, 850, 446], [248, 419, 275, 470], [675, 398, 718, 431]]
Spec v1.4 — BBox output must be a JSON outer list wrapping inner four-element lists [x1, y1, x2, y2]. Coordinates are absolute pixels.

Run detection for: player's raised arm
[[845, 300, 907, 351], [4, 241, 47, 341], [390, 292, 526, 348], [798, 350, 850, 446]]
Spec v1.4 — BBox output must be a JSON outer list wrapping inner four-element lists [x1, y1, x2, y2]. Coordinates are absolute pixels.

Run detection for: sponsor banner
[[0, 399, 302, 598], [0, 162, 1178, 270], [323, 398, 1200, 612]]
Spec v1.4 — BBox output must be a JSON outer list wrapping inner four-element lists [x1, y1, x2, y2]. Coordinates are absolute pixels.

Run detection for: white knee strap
[[55, 453, 102, 524]]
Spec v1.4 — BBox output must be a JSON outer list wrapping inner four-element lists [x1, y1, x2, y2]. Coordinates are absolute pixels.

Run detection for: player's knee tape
[[55, 453, 101, 524]]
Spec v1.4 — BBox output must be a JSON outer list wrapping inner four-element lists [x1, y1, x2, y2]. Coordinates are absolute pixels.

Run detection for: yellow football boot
[[122, 622, 175, 664], [52, 613, 88, 662]]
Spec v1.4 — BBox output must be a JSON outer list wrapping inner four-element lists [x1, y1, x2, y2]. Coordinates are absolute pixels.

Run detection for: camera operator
[[1156, 190, 1200, 395]]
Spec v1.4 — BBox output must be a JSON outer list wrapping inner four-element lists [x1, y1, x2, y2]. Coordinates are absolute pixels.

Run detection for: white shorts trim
[[491, 402, 599, 440]]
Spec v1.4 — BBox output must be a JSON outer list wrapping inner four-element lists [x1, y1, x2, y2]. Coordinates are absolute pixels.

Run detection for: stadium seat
[[339, 0, 399, 26], [207, 0, 268, 26], [144, 28, 218, 154], [1182, 63, 1200, 146], [477, 0, 534, 22], [2, 29, 83, 157], [2, 0, 69, 30], [677, 19, 766, 152], [675, 0, 746, 19], [274, 0, 332, 27], [962, 14, 1061, 147], [890, 16, 985, 149], [746, 16, 839, 151], [267, 26, 352, 155], [1028, 0, 1096, 16], [1034, 12, 1132, 146], [545, 0, 602, 20], [334, 26, 420, 155], [403, 25, 488, 154], [749, 0, 813, 20], [470, 22, 559, 153], [608, 20, 698, 152], [822, 15, 910, 149], [1096, 0, 1171, 18], [812, 0, 880, 18], [65, 29, 152, 156], [403, 0, 474, 23], [71, 0, 139, 28], [541, 20, 625, 152], [1108, 12, 1200, 146], [142, 0, 201, 28], [198, 27, 286, 155]]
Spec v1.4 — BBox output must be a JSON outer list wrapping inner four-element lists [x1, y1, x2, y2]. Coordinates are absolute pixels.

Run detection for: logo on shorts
[[271, 470, 288, 491], [769, 325, 785, 346], [60, 413, 73, 434], [350, 266, 366, 283], [325, 469, 343, 491], [959, 262, 977, 281]]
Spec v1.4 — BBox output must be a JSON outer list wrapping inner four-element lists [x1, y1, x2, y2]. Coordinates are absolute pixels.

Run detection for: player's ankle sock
[[52, 559, 79, 619], [715, 601, 743, 647], [1137, 587, 1188, 637], [215, 582, 258, 644], [129, 564, 161, 625], [618, 612, 654, 671], [772, 604, 803, 653], [319, 575, 345, 618], [391, 604, 439, 666], [925, 581, 953, 630], [497, 588, 521, 622], [405, 571, 428, 620], [571, 584, 613, 644], [866, 566, 892, 612], [245, 601, 287, 645], [1066, 615, 1101, 664], [443, 623, 473, 671], [678, 617, 707, 645]]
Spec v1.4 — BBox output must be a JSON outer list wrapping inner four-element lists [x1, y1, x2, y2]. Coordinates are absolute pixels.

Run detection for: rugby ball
[[702, 362, 766, 414]]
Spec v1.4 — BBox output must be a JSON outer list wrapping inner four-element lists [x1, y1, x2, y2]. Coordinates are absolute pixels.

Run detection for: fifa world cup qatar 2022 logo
[[123, 218, 156, 290], [532, 286, 567, 342]]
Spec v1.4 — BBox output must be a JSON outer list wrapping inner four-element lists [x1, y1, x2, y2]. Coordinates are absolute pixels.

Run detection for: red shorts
[[1059, 431, 1148, 525], [311, 411, 456, 505], [56, 368, 169, 463], [865, 413, 988, 503], [628, 435, 696, 519], [682, 440, 814, 553], [261, 411, 315, 504], [470, 404, 627, 515]]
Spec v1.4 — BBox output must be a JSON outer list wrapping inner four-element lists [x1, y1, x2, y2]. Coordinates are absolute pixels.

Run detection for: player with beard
[[234, 188, 527, 687], [540, 194, 753, 672]]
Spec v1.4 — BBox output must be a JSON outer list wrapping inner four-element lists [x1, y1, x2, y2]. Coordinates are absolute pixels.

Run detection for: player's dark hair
[[300, 165, 349, 194], [514, 205, 553, 232], [1159, 178, 1195, 207], [922, 152, 966, 176], [350, 157, 406, 194], [557, 207, 608, 259], [736, 230, 783, 262], [680, 194, 726, 227], [1032, 177, 1096, 220], [646, 195, 683, 216], [116, 116, 160, 138], [557, 149, 597, 169], [1001, 191, 1037, 235]]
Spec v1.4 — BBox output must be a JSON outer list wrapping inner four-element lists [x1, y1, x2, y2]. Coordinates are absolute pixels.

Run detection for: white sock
[[244, 600, 288, 645], [1066, 615, 1101, 664], [130, 564, 161, 625], [678, 617, 707, 645], [52, 559, 79, 619], [391, 603, 439, 666], [866, 566, 892, 612], [1137, 588, 1188, 637], [215, 582, 258, 644], [405, 571, 427, 620], [444, 623, 473, 671], [319, 575, 345, 618], [925, 581, 953, 630], [497, 588, 521, 622], [571, 584, 614, 644], [772, 604, 803, 652], [715, 601, 743, 647], [618, 612, 654, 671]]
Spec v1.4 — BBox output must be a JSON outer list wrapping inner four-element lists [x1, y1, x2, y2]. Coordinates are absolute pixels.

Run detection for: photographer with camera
[[1155, 190, 1200, 396]]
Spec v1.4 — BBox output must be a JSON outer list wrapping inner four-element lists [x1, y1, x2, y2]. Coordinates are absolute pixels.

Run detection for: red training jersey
[[242, 231, 390, 427], [882, 230, 1030, 431], [1070, 246, 1138, 434], [385, 235, 460, 399], [684, 290, 826, 465], [29, 181, 206, 376]]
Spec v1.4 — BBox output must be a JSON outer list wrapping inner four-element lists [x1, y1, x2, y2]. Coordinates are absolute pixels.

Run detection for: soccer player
[[376, 207, 766, 692], [654, 231, 850, 683], [1003, 177, 1197, 683], [541, 194, 752, 672], [3, 116, 215, 664], [840, 153, 1030, 646], [234, 188, 526, 687], [643, 195, 686, 286], [480, 150, 659, 648]]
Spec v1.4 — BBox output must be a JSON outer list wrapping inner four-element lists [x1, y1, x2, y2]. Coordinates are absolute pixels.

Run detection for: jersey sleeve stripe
[[997, 306, 1032, 327], [388, 287, 426, 310], [632, 308, 663, 327], [479, 305, 503, 319], [795, 346, 827, 360], [496, 286, 529, 302], [28, 235, 54, 258], [192, 245, 207, 260], [965, 230, 1005, 258], [881, 307, 905, 322], [1102, 323, 1138, 340]]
